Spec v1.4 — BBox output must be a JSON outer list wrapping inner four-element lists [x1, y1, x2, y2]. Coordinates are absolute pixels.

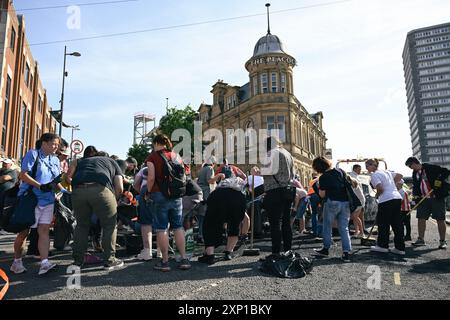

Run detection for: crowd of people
[[0, 131, 449, 276]]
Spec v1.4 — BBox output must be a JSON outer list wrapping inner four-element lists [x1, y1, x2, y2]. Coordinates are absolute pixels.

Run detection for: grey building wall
[[403, 22, 450, 169]]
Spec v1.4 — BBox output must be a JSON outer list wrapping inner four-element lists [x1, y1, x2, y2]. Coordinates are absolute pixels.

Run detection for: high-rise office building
[[403, 22, 450, 169]]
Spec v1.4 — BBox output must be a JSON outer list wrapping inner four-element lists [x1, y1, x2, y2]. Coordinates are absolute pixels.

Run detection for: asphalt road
[[0, 211, 449, 301]]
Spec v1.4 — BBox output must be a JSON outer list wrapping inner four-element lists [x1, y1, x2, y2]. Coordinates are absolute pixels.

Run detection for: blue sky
[[15, 0, 450, 175]]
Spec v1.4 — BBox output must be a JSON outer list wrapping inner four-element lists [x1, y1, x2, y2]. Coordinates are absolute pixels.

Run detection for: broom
[[243, 175, 260, 256], [361, 189, 433, 246]]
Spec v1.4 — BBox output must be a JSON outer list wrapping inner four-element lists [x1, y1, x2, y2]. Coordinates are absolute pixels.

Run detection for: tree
[[158, 105, 198, 160], [158, 105, 197, 138], [127, 144, 150, 166]]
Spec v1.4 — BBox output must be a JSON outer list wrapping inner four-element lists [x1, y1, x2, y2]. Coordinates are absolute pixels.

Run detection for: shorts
[[151, 192, 183, 232], [31, 204, 54, 228], [416, 197, 446, 221]]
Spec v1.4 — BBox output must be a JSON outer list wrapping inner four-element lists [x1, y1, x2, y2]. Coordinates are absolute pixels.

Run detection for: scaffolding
[[133, 112, 156, 145]]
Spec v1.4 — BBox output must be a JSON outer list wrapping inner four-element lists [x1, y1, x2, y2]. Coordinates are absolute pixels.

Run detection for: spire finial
[[265, 3, 271, 35]]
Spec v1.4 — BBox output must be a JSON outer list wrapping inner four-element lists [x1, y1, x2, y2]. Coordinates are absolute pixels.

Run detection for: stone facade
[[198, 32, 326, 186]]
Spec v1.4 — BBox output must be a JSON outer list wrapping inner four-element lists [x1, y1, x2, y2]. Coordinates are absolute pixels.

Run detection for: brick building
[[0, 0, 56, 162]]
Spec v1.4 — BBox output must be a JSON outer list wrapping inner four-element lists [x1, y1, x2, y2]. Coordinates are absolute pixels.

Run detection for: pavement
[[0, 211, 449, 301]]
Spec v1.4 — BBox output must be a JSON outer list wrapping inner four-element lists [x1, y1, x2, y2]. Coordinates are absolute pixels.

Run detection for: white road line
[[394, 273, 401, 286]]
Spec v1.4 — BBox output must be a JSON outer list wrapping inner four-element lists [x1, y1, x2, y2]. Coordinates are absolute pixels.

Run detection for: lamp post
[[59, 46, 81, 138], [70, 125, 80, 160]]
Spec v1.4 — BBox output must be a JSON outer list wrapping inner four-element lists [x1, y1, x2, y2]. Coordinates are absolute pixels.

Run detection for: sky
[[13, 0, 450, 176]]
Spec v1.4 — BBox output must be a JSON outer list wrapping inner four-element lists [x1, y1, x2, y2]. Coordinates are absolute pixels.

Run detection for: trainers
[[103, 258, 124, 271], [136, 249, 152, 261], [198, 254, 215, 265], [178, 258, 192, 270], [10, 260, 27, 274], [83, 253, 103, 265], [370, 245, 389, 253], [341, 252, 351, 262], [438, 240, 447, 250], [313, 247, 329, 256], [390, 248, 406, 256], [412, 238, 425, 247], [223, 251, 233, 261], [404, 235, 412, 242], [153, 261, 171, 272], [38, 261, 56, 275]]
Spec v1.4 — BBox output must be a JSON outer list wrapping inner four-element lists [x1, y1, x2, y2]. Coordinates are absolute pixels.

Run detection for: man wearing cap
[[57, 144, 71, 191], [0, 158, 18, 215], [405, 156, 449, 249], [0, 158, 18, 193]]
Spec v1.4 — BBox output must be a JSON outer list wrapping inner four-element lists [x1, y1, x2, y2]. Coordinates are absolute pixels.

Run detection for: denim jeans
[[322, 200, 352, 252], [151, 192, 183, 232], [309, 194, 321, 235], [295, 197, 309, 219]]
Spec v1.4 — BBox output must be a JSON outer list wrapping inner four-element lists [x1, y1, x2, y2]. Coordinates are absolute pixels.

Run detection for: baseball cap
[[60, 148, 70, 156], [2, 158, 13, 164]]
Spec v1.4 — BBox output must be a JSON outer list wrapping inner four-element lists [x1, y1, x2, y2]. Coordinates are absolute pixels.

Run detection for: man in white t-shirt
[[365, 159, 405, 255]]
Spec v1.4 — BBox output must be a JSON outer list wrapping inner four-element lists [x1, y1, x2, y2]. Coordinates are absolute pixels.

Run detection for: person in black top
[[312, 156, 352, 262], [71, 156, 124, 270], [405, 157, 449, 249]]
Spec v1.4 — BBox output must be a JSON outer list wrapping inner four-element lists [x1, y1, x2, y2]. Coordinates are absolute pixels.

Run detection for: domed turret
[[253, 34, 287, 57]]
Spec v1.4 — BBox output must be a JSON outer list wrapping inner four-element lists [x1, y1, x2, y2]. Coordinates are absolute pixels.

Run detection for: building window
[[38, 95, 43, 113], [271, 72, 278, 93], [253, 76, 259, 96], [25, 63, 30, 86], [10, 27, 16, 53], [261, 73, 268, 93], [36, 125, 41, 142], [1, 76, 12, 149], [281, 73, 286, 93], [30, 73, 33, 93], [267, 115, 286, 142], [19, 103, 27, 160], [25, 108, 30, 150]]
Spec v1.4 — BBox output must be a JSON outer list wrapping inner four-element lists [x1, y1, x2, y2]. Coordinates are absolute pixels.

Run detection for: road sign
[[70, 139, 84, 155]]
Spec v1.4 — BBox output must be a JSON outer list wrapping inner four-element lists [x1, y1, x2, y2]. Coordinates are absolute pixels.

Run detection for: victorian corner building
[[0, 0, 57, 162], [198, 30, 327, 186]]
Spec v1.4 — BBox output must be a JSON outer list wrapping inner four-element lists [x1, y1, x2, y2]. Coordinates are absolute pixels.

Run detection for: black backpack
[[158, 151, 187, 199], [220, 165, 235, 179]]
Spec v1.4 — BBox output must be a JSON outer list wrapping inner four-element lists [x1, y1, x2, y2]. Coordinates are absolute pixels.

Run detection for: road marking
[[394, 273, 401, 286]]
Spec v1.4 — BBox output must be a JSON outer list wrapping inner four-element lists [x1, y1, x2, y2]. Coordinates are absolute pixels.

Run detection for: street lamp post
[[59, 46, 81, 137], [70, 125, 80, 160]]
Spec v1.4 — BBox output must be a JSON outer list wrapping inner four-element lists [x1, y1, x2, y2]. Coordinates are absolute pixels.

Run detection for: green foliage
[[158, 105, 197, 138], [127, 143, 150, 166]]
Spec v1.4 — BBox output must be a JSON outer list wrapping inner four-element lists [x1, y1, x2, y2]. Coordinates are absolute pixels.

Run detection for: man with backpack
[[215, 159, 247, 182], [146, 134, 191, 272]]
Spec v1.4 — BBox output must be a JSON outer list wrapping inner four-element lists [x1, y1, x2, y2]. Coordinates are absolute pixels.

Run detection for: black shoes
[[198, 254, 215, 265], [341, 252, 351, 263], [313, 247, 329, 256], [223, 251, 233, 261]]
